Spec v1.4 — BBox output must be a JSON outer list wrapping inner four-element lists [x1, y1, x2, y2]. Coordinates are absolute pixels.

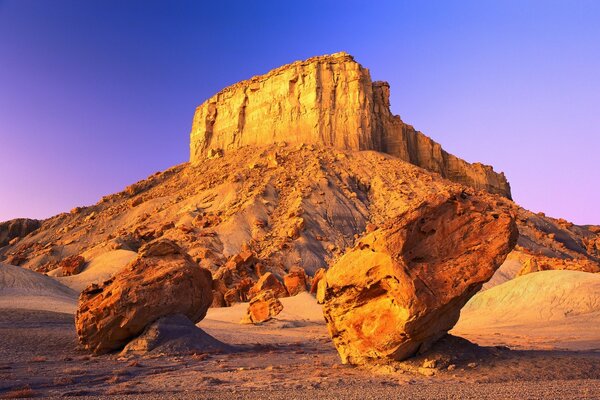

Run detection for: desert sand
[[2, 270, 600, 399]]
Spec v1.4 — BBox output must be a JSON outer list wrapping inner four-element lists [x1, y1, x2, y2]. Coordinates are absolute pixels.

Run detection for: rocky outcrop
[[321, 190, 518, 364], [242, 289, 283, 324], [190, 52, 511, 198], [248, 272, 287, 299], [75, 239, 213, 354], [58, 255, 86, 276], [309, 268, 326, 294], [517, 253, 600, 276], [283, 266, 308, 296], [212, 250, 261, 305], [0, 218, 41, 247]]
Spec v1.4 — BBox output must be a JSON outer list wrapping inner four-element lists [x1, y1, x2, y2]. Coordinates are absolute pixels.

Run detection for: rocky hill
[[0, 53, 598, 304], [190, 52, 511, 197]]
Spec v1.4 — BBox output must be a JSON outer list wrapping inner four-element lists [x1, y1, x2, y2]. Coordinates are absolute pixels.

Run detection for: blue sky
[[0, 0, 599, 224]]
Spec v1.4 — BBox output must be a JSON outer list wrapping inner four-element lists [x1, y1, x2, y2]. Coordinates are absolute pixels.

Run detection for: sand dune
[[0, 262, 77, 314], [454, 270, 600, 350]]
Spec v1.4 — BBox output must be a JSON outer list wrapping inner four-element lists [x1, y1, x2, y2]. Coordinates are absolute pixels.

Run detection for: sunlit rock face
[[189, 52, 511, 198]]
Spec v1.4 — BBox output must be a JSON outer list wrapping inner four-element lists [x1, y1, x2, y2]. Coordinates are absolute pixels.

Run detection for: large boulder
[[242, 290, 284, 324], [75, 239, 213, 354], [321, 190, 518, 364], [248, 272, 287, 299], [283, 266, 308, 296], [58, 255, 86, 276]]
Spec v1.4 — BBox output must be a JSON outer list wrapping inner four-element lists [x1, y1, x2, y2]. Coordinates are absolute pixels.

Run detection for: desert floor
[[1, 293, 600, 400]]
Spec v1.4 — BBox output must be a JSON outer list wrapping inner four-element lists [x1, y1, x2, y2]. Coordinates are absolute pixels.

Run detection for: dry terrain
[[1, 287, 600, 399]]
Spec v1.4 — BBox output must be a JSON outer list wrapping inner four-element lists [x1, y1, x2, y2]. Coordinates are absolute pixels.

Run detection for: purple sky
[[0, 1, 598, 225]]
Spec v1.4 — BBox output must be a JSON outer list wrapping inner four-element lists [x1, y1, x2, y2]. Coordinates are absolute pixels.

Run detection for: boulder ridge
[[189, 52, 511, 198]]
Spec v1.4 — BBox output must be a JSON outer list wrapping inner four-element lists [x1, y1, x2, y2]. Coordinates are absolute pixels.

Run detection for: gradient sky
[[0, 1, 598, 224]]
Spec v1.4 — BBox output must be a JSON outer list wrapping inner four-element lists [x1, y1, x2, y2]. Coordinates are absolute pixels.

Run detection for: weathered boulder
[[122, 314, 234, 355], [242, 290, 283, 324], [283, 266, 308, 296], [58, 255, 86, 276], [321, 190, 518, 364], [517, 254, 600, 276], [248, 272, 287, 299], [75, 239, 213, 354]]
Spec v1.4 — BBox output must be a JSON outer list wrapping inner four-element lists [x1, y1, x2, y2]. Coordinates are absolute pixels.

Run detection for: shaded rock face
[[190, 52, 511, 198], [75, 239, 213, 354], [122, 314, 234, 355], [321, 190, 518, 364], [0, 218, 41, 248]]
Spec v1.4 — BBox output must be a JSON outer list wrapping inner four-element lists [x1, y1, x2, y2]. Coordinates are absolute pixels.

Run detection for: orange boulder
[[283, 266, 308, 296], [322, 190, 518, 364], [75, 239, 213, 354]]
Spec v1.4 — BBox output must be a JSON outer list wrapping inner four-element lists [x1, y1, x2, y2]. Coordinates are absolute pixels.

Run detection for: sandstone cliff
[[190, 52, 511, 198]]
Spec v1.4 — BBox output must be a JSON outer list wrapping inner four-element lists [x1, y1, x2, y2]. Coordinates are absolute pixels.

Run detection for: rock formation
[[321, 190, 518, 364], [75, 239, 213, 354], [57, 255, 85, 276], [242, 289, 284, 324], [2, 144, 596, 296], [0, 218, 40, 248], [283, 266, 308, 296], [190, 52, 511, 198], [248, 272, 287, 299]]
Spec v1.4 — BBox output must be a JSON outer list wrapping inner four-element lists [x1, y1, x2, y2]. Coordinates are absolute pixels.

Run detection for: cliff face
[[190, 52, 511, 198]]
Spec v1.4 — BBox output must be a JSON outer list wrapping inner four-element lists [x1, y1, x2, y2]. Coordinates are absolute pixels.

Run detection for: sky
[[0, 0, 598, 225]]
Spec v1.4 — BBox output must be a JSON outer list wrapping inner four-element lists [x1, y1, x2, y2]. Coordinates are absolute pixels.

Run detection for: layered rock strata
[[321, 190, 518, 364], [190, 52, 511, 198]]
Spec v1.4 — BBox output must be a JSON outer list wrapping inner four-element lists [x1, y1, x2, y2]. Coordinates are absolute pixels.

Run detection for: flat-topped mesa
[[190, 52, 512, 198]]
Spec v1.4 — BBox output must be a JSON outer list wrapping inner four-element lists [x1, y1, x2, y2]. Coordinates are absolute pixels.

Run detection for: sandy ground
[[0, 263, 77, 314], [1, 288, 600, 399]]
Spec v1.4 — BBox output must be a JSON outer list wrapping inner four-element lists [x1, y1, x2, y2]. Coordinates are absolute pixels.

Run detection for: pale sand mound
[[453, 270, 600, 350], [0, 262, 77, 314], [57, 249, 137, 292]]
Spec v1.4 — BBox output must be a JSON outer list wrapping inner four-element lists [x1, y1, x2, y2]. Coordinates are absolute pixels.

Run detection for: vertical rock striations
[[189, 52, 511, 198]]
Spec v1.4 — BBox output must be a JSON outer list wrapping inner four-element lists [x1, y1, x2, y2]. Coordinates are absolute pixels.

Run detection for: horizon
[[1, 1, 599, 224]]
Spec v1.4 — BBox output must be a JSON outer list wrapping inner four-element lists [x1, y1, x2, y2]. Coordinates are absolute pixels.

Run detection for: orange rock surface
[[190, 53, 511, 198], [283, 266, 308, 296], [322, 190, 518, 364], [248, 272, 287, 299], [243, 289, 283, 324], [75, 239, 212, 354]]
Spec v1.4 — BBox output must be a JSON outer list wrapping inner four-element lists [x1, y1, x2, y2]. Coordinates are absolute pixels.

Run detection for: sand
[[1, 267, 600, 398], [0, 262, 77, 314]]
